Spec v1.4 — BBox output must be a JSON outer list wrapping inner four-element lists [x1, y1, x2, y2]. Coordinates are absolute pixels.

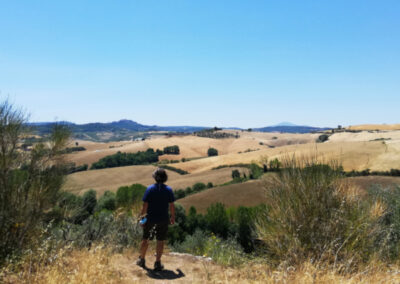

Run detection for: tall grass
[[256, 156, 385, 268]]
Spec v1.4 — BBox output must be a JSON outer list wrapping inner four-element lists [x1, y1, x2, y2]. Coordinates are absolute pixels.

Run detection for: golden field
[[64, 129, 400, 198]]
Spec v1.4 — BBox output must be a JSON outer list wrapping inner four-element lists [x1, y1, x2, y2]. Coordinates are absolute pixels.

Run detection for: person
[[136, 168, 175, 271]]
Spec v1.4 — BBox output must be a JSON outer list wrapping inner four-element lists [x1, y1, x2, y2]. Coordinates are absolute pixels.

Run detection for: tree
[[205, 203, 229, 239], [0, 100, 70, 260], [192, 182, 206, 192], [163, 145, 180, 155], [96, 191, 116, 211], [232, 169, 240, 179], [207, 147, 218, 157], [82, 189, 97, 215]]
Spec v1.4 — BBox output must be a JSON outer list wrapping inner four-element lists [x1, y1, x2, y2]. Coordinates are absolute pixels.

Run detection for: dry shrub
[[256, 155, 384, 268], [1, 246, 124, 284]]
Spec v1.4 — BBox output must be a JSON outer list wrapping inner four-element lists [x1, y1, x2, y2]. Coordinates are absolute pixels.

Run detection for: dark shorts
[[142, 222, 169, 241]]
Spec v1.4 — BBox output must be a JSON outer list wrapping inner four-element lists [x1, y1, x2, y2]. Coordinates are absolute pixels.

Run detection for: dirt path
[[111, 251, 244, 283]]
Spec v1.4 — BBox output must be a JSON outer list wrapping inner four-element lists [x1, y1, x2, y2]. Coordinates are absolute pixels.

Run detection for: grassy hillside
[[348, 124, 400, 131], [177, 179, 267, 214], [178, 175, 400, 214], [63, 166, 245, 196]]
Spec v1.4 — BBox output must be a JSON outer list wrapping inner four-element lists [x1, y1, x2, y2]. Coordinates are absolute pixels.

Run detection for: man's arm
[[141, 202, 148, 217], [169, 202, 175, 225]]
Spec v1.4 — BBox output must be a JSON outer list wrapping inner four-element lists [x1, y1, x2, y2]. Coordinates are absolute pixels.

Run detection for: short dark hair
[[152, 168, 168, 183]]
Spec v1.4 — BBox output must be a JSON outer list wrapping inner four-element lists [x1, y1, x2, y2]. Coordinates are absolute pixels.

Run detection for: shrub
[[163, 145, 180, 155], [174, 189, 186, 199], [207, 182, 213, 188], [206, 203, 230, 239], [115, 184, 145, 208], [91, 149, 159, 169], [249, 163, 263, 179], [193, 182, 206, 192], [256, 157, 381, 266], [96, 191, 116, 212], [82, 190, 97, 215], [173, 230, 245, 266], [317, 134, 330, 143], [0, 100, 70, 261], [236, 206, 255, 253], [268, 158, 281, 171], [232, 169, 240, 179], [207, 147, 218, 157]]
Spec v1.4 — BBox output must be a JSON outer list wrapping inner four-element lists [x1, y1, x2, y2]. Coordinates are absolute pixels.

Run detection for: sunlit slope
[[348, 124, 400, 131], [172, 140, 400, 173], [178, 175, 400, 214], [66, 132, 318, 166], [63, 166, 243, 196], [177, 180, 267, 214]]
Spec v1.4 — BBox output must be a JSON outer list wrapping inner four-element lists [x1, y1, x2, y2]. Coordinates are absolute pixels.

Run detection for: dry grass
[[178, 179, 267, 214], [3, 247, 400, 283], [178, 175, 400, 214], [348, 124, 400, 131], [64, 166, 240, 196], [66, 132, 318, 166], [173, 140, 400, 173]]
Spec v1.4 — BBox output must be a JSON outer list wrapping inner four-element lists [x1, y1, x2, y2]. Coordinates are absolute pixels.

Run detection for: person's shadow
[[143, 266, 185, 280]]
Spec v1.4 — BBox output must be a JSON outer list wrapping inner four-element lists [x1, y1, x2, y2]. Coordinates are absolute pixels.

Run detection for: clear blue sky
[[0, 0, 399, 128]]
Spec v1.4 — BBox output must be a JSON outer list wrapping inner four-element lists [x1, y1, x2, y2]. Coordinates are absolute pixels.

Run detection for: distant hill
[[28, 119, 331, 140], [254, 125, 331, 133], [28, 119, 208, 137]]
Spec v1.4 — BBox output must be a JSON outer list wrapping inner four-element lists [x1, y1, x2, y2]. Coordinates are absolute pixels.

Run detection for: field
[[64, 165, 247, 196], [177, 175, 400, 214], [64, 129, 400, 198], [348, 124, 400, 131]]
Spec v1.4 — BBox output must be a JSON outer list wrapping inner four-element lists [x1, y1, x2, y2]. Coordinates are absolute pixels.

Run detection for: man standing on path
[[137, 168, 176, 271]]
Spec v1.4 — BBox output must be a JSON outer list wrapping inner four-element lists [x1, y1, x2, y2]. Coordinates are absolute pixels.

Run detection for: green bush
[[82, 190, 97, 215], [91, 149, 159, 169], [96, 191, 117, 212], [173, 230, 245, 266], [205, 203, 230, 239], [52, 211, 141, 250], [207, 147, 218, 157], [174, 189, 186, 199], [193, 182, 206, 192], [232, 169, 240, 179], [116, 184, 146, 208], [163, 145, 180, 155], [0, 100, 70, 261]]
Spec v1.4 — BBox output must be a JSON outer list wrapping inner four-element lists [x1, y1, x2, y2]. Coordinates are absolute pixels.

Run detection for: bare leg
[[156, 240, 164, 262], [140, 239, 149, 259]]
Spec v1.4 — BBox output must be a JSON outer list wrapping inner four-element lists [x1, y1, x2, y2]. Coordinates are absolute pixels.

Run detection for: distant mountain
[[254, 125, 331, 133], [273, 122, 298, 127], [28, 119, 208, 135]]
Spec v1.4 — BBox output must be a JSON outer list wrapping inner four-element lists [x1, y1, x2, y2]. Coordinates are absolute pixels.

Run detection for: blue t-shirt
[[142, 183, 175, 223]]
